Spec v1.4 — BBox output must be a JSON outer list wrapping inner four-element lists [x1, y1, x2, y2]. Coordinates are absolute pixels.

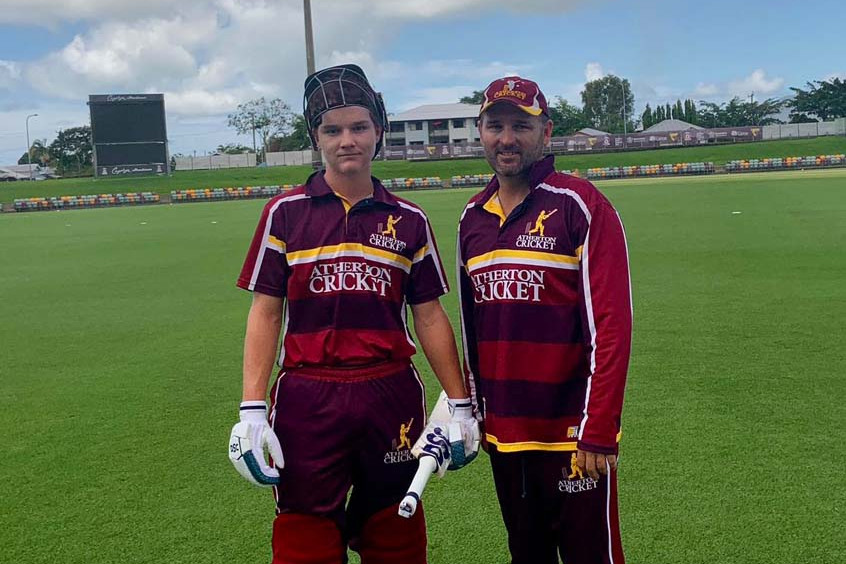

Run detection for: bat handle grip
[[398, 456, 438, 518]]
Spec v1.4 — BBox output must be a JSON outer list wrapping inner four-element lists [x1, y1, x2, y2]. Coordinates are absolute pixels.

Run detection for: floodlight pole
[[251, 115, 257, 157], [621, 83, 627, 148], [304, 0, 321, 169], [25, 113, 38, 180], [304, 0, 315, 75]]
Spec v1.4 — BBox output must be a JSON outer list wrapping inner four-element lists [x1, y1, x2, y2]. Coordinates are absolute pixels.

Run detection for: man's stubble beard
[[484, 133, 546, 179]]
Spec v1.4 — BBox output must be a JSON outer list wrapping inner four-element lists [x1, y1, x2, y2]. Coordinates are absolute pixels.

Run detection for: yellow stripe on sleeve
[[413, 245, 429, 263], [267, 235, 286, 252]]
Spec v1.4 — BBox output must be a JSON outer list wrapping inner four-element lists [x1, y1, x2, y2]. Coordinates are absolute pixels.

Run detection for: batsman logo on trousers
[[384, 418, 416, 465], [558, 452, 598, 494]]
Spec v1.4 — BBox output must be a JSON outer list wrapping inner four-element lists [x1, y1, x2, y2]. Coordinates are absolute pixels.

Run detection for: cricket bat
[[398, 390, 454, 518]]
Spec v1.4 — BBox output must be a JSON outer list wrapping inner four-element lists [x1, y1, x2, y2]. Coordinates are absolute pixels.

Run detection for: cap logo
[[493, 80, 527, 101], [481, 75, 548, 117]]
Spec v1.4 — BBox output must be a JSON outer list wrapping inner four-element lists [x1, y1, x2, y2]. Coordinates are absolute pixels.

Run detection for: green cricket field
[[1, 168, 844, 564]]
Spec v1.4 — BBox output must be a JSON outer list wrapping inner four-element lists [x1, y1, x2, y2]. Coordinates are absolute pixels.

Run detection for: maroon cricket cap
[[479, 76, 549, 117]]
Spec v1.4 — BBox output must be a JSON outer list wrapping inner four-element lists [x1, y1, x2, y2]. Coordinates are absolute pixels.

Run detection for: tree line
[[18, 77, 846, 169], [18, 126, 93, 175], [464, 75, 845, 135]]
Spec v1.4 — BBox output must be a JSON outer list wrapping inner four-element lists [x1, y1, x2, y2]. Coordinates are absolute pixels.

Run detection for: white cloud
[[0, 0, 595, 26], [322, 51, 406, 83], [8, 0, 594, 111], [727, 69, 784, 97], [418, 60, 526, 82], [25, 15, 217, 99], [396, 86, 482, 112], [0, 0, 190, 25], [693, 82, 719, 97], [0, 60, 21, 82], [0, 0, 603, 161], [0, 104, 90, 166], [0, 61, 22, 95], [584, 62, 605, 82], [163, 89, 243, 116], [315, 56, 533, 112], [676, 70, 787, 103], [351, 0, 592, 19], [21, 3, 310, 106]]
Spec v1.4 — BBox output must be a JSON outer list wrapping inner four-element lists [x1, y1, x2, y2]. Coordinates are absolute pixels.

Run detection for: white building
[[644, 119, 704, 132], [574, 127, 611, 136], [387, 104, 481, 146], [0, 164, 57, 180]]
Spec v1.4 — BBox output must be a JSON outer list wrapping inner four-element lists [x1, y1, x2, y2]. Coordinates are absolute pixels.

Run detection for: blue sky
[[1, 0, 844, 165]]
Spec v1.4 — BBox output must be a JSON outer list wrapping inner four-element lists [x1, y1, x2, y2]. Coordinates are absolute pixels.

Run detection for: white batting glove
[[414, 423, 452, 478], [446, 398, 480, 470], [228, 401, 284, 487]]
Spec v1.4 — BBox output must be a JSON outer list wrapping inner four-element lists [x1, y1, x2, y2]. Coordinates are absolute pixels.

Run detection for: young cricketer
[[228, 64, 478, 564]]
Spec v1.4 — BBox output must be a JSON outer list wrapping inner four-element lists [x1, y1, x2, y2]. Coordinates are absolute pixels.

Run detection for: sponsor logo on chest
[[472, 268, 545, 303], [308, 262, 392, 296]]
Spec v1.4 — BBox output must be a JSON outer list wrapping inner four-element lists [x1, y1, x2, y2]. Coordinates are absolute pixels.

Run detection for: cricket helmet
[[303, 64, 388, 158]]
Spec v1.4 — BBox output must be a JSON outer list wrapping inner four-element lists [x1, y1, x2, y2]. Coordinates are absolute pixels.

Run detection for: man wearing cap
[[227, 64, 478, 564], [456, 76, 632, 563]]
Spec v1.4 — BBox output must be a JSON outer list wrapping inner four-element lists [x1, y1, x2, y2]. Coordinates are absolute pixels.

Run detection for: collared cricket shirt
[[238, 171, 448, 369], [457, 155, 632, 454]]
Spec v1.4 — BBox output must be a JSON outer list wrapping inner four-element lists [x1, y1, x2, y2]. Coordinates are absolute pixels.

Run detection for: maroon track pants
[[489, 448, 625, 564]]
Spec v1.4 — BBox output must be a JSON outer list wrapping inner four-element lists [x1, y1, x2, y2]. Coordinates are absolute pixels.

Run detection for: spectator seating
[[724, 154, 845, 172], [381, 177, 443, 190], [8, 155, 844, 213], [586, 162, 714, 180], [170, 185, 292, 202], [450, 174, 494, 187], [13, 192, 160, 212]]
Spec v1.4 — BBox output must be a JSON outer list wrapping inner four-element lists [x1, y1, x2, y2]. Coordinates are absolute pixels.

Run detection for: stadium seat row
[[170, 177, 445, 204], [13, 192, 160, 212], [586, 162, 714, 179], [7, 154, 844, 213], [450, 174, 494, 187], [170, 186, 293, 202], [381, 177, 443, 189], [724, 154, 845, 172]]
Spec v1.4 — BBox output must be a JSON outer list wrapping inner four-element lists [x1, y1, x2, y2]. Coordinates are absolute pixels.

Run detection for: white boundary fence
[[174, 153, 256, 170], [265, 150, 313, 167], [762, 119, 846, 139]]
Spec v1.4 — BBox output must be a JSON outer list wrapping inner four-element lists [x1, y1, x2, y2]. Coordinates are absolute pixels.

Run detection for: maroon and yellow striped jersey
[[237, 171, 448, 369], [457, 155, 632, 454]]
